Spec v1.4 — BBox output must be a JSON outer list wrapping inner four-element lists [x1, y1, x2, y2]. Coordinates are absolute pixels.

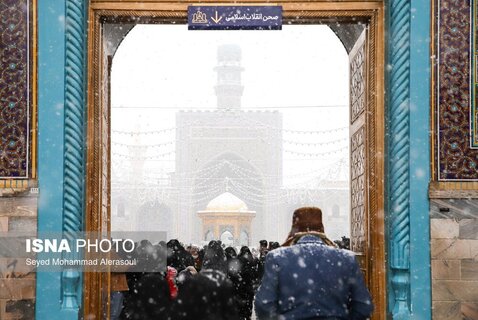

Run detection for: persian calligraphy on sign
[[188, 6, 282, 30]]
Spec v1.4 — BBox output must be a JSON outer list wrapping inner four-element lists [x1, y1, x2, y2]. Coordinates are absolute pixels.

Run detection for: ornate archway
[[84, 6, 386, 318]]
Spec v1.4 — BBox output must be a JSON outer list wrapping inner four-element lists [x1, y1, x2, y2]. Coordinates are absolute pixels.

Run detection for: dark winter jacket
[[123, 273, 171, 320], [254, 235, 374, 320], [171, 270, 240, 320]]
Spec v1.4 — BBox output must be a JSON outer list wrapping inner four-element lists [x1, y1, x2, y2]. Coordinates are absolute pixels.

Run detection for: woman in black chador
[[167, 239, 194, 272], [171, 240, 239, 320], [235, 246, 257, 320], [123, 273, 171, 319]]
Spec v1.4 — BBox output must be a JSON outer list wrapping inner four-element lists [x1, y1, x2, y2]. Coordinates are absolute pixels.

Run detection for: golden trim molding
[[429, 181, 478, 199]]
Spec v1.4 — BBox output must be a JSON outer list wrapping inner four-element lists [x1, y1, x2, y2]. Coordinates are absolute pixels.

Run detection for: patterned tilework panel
[[0, 0, 30, 178], [437, 0, 478, 180]]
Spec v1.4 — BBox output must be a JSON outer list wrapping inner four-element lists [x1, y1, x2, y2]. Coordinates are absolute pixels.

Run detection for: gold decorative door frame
[[85, 1, 385, 319]]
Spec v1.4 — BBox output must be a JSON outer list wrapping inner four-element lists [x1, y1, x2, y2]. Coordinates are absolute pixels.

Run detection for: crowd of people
[[112, 238, 283, 319], [111, 207, 373, 320]]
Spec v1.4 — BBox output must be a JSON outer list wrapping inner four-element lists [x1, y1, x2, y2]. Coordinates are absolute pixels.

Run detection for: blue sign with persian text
[[188, 6, 282, 30]]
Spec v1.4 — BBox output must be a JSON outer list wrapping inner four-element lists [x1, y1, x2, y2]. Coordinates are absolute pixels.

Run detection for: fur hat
[[282, 207, 335, 247], [290, 207, 324, 234]]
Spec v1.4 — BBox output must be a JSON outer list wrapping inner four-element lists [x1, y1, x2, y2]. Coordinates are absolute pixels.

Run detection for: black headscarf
[[202, 240, 228, 274], [225, 246, 237, 260]]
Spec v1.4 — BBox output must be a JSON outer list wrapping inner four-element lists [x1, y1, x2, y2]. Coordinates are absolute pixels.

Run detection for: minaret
[[214, 45, 244, 109]]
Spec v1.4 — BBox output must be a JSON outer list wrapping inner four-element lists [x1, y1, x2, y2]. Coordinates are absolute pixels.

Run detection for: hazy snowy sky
[[110, 24, 349, 186]]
